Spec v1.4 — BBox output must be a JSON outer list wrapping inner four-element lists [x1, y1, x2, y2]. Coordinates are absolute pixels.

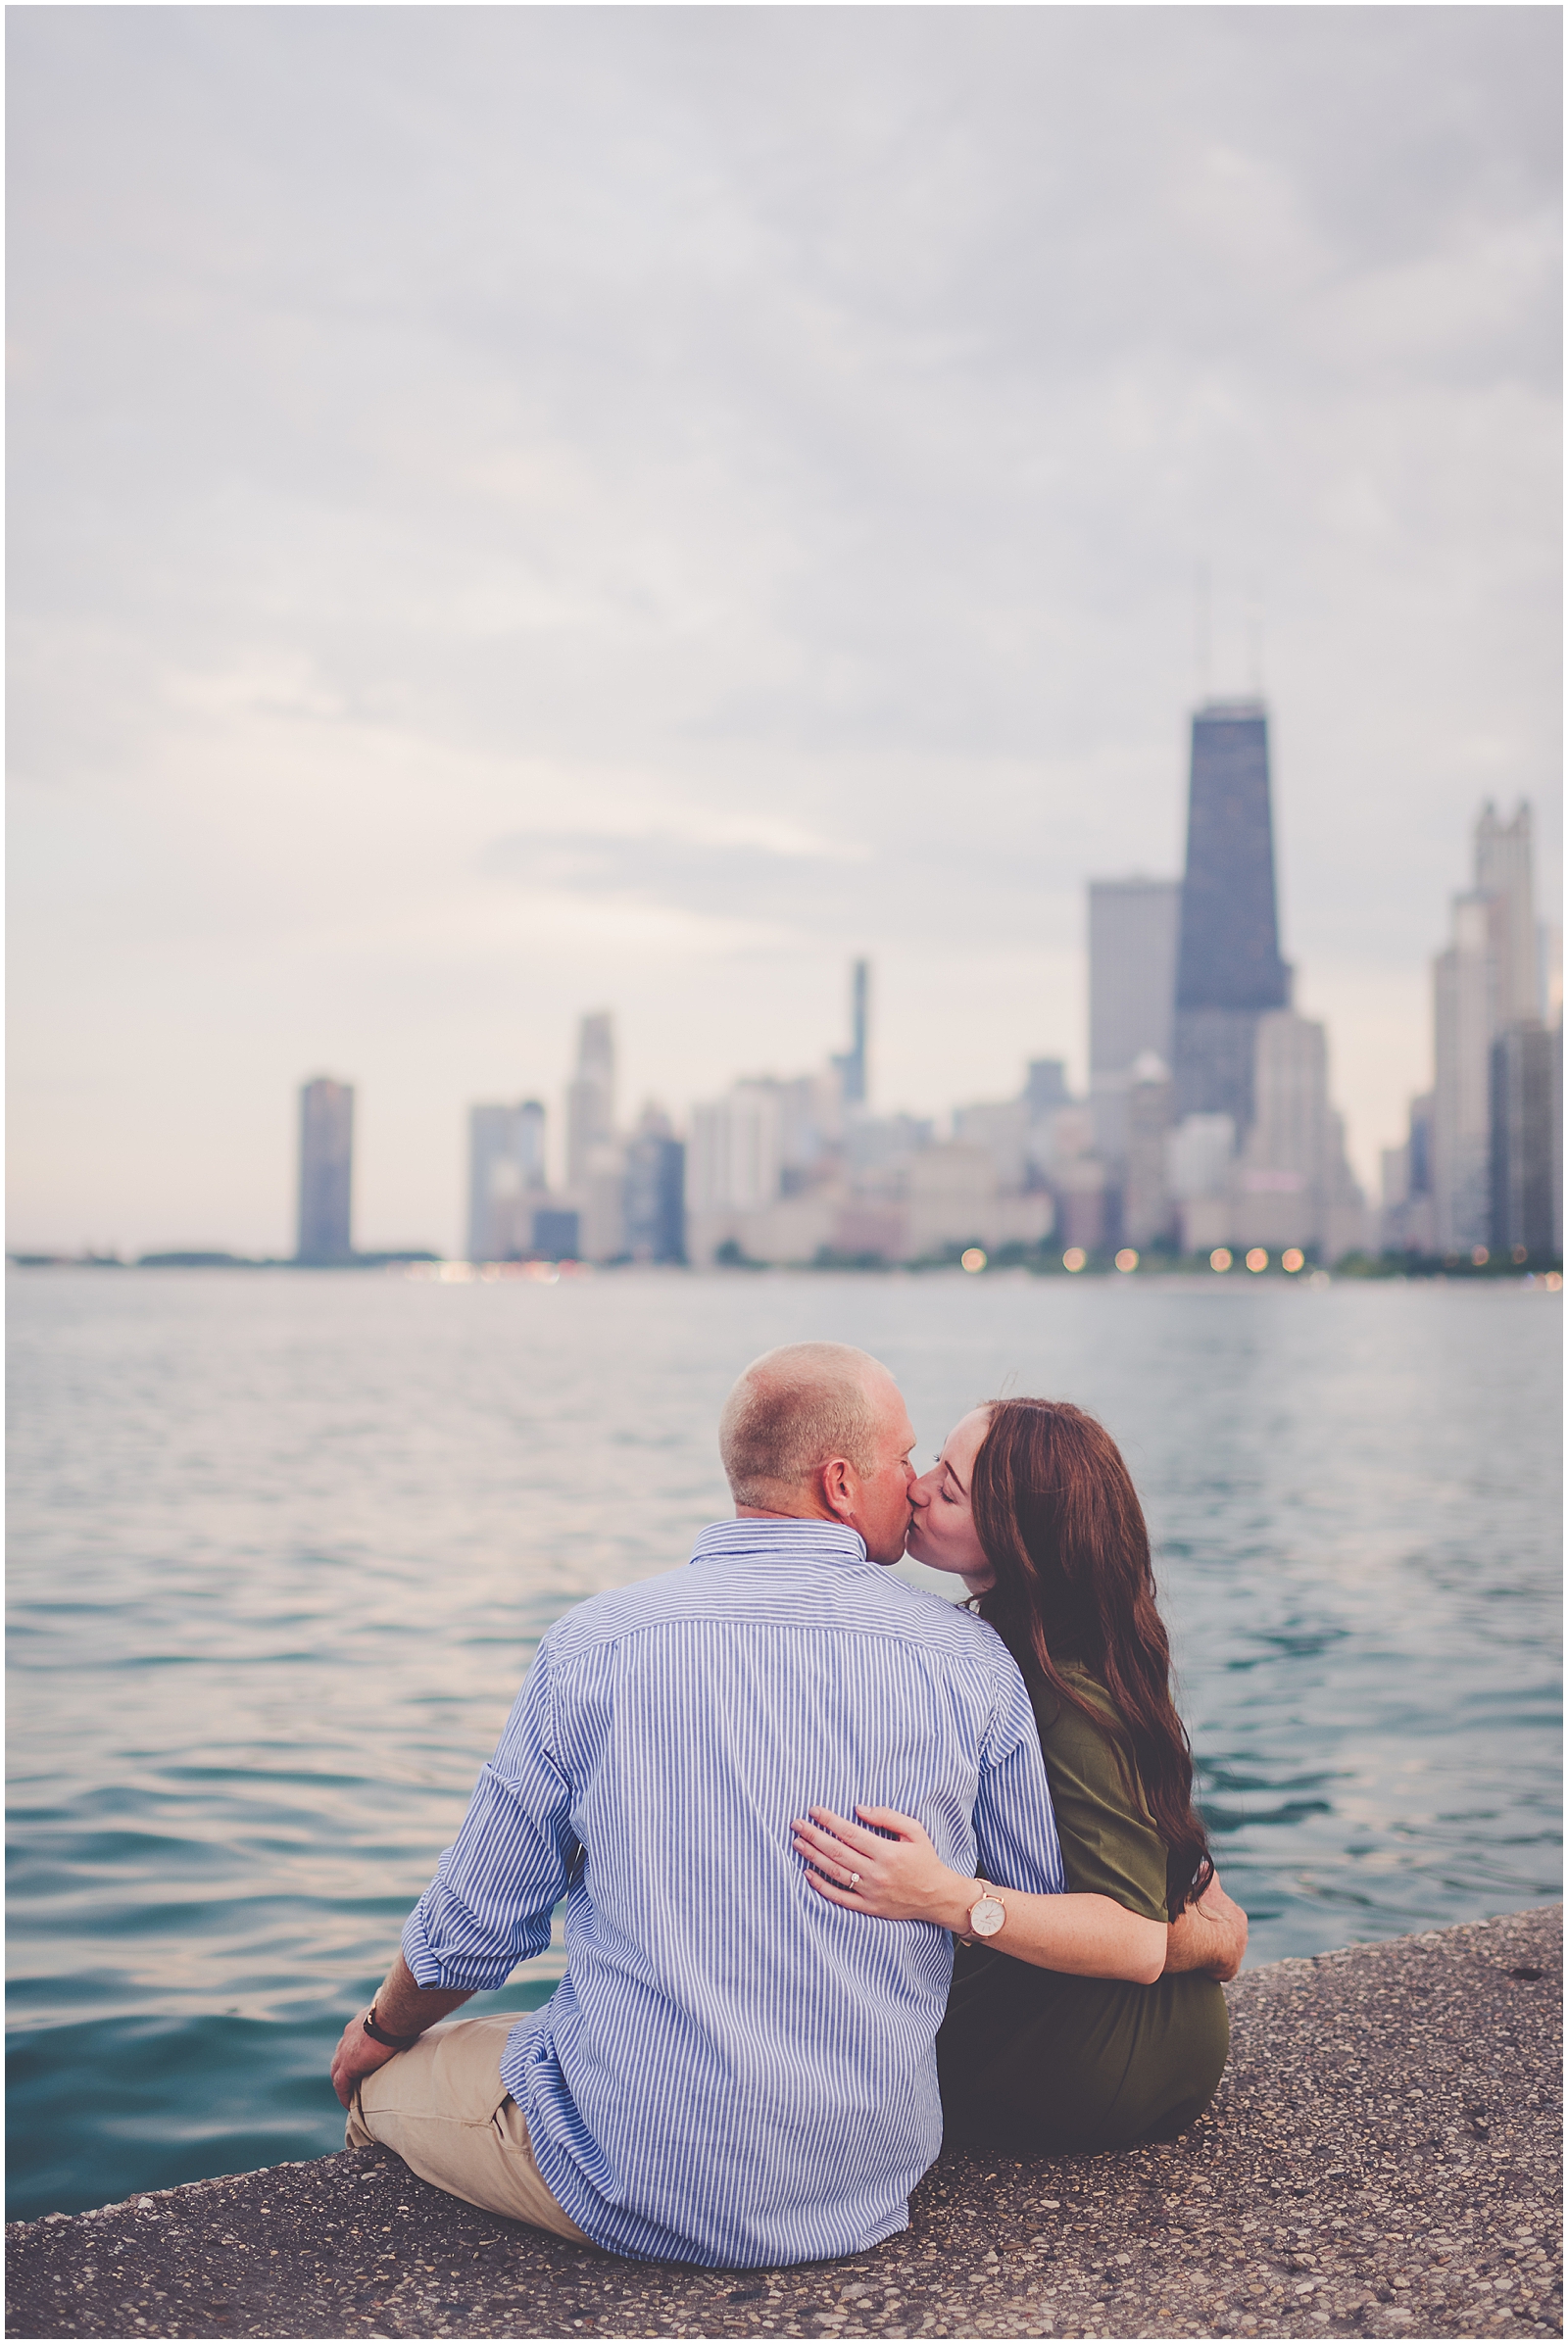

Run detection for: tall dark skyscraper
[[296, 1077, 355, 1263], [832, 958, 870, 1108], [1172, 700, 1291, 1135]]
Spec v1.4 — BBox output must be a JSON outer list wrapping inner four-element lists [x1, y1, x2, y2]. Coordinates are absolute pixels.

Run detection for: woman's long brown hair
[[969, 1397, 1213, 1911]]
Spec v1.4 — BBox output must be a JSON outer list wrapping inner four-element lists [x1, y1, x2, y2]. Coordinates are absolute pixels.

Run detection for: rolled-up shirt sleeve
[[972, 1663, 1066, 1897], [401, 1641, 577, 1991]]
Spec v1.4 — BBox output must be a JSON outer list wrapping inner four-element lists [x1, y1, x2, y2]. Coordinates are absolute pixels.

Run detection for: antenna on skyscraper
[[1195, 561, 1212, 703], [1247, 574, 1264, 695]]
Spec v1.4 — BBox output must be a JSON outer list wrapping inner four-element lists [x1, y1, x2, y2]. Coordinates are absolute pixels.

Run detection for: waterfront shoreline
[[8, 1905, 1560, 2342]]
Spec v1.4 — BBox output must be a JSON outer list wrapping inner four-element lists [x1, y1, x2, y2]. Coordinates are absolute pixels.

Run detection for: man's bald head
[[718, 1342, 896, 1511]]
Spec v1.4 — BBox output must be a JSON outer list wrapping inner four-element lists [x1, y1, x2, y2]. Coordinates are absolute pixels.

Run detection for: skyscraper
[[1172, 700, 1291, 1135], [1230, 1009, 1364, 1256], [1433, 802, 1540, 1254], [625, 1106, 687, 1264], [1089, 880, 1180, 1078], [1475, 804, 1537, 1025], [1433, 893, 1495, 1252], [1088, 877, 1180, 1163], [566, 1011, 616, 1188], [296, 1077, 354, 1263], [1490, 1023, 1562, 1259], [831, 960, 869, 1109], [466, 1100, 547, 1261], [1121, 1052, 1176, 1248]]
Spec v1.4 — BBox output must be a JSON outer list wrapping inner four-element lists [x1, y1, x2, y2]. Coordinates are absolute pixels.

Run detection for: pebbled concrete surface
[[7, 1905, 1561, 2343]]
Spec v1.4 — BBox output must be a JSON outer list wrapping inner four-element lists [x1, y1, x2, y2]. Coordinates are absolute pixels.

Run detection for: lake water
[[7, 1267, 1561, 2221]]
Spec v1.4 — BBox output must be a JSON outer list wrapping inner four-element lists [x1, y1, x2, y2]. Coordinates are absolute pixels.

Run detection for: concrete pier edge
[[8, 1905, 1561, 2343]]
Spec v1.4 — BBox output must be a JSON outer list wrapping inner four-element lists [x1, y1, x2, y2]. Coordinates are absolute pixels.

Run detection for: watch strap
[[364, 2006, 421, 2051]]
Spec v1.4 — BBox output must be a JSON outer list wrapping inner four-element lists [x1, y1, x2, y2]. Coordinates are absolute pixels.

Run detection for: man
[[330, 1341, 1069, 2268]]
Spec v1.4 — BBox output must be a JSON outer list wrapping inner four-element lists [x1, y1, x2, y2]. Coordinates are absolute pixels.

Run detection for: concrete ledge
[[8, 1906, 1561, 2342]]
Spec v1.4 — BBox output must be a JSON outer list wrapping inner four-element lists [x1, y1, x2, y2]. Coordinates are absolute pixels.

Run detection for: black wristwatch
[[363, 2005, 420, 2051]]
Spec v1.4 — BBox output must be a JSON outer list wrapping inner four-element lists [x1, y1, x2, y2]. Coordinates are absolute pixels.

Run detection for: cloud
[[7, 6, 1559, 1248]]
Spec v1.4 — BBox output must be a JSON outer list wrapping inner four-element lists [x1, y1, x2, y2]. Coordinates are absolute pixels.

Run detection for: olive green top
[[937, 1661, 1229, 2152], [1030, 1664, 1173, 1919]]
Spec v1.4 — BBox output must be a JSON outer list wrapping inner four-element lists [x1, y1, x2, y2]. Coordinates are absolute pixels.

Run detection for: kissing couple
[[330, 1342, 1247, 2269]]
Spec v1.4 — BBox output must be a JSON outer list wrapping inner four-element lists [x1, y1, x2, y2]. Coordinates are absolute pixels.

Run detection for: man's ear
[[818, 1456, 858, 1522]]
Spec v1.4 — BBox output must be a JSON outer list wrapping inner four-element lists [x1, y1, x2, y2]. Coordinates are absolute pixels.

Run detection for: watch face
[[969, 1894, 1005, 1938]]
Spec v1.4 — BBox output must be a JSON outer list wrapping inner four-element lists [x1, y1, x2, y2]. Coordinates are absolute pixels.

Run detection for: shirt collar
[[690, 1517, 871, 1571]]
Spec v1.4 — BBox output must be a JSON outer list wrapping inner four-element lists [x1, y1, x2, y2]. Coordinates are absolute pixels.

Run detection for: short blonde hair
[[718, 1342, 891, 1507]]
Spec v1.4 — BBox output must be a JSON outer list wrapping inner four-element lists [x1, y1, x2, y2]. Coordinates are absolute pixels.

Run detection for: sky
[[9, 5, 1561, 1255]]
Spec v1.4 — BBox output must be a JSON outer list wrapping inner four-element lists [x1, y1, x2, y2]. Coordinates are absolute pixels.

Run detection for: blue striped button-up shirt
[[401, 1518, 1066, 2268]]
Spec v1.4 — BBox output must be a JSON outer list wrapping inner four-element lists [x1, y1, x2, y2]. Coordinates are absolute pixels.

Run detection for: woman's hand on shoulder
[[791, 1805, 974, 1933]]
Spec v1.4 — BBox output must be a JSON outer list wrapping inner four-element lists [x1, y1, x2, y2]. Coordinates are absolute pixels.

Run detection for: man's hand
[[1163, 1871, 1249, 1981], [329, 1954, 475, 2109], [331, 2011, 404, 2110]]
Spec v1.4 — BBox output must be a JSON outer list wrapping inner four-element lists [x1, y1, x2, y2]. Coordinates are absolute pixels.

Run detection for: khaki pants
[[345, 2011, 591, 2241]]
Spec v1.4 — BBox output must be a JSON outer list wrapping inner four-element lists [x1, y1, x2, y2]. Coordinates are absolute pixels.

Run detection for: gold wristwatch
[[962, 1880, 1006, 1942]]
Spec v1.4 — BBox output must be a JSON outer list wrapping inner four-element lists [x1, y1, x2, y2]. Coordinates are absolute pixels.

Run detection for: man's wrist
[[363, 2004, 421, 2050]]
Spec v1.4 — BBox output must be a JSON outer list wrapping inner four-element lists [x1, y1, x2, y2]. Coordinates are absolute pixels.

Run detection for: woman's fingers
[[791, 1829, 872, 1890], [802, 1867, 866, 1910], [854, 1804, 926, 1842], [805, 1805, 888, 1856], [790, 1816, 868, 1871]]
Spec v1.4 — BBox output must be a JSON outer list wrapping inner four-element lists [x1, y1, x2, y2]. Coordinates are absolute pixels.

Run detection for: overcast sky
[[9, 5, 1561, 1253]]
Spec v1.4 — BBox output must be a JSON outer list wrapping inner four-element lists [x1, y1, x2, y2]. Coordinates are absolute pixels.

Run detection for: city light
[[1114, 1248, 1139, 1273], [1062, 1248, 1087, 1273], [1282, 1248, 1304, 1273], [1246, 1248, 1268, 1273], [960, 1247, 987, 1274], [1210, 1248, 1233, 1272], [1472, 1245, 1490, 1267]]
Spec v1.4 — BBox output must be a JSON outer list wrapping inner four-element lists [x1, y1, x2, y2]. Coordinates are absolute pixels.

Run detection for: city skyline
[[111, 761, 1558, 1271], [15, 757, 1560, 1263], [9, 11, 1559, 1255]]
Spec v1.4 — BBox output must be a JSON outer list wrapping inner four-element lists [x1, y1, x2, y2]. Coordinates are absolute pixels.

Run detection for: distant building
[[296, 1078, 354, 1263], [1025, 1060, 1070, 1116], [843, 1113, 932, 1182], [1089, 879, 1180, 1162], [1167, 1112, 1236, 1255], [566, 1012, 616, 1189], [580, 1145, 629, 1262], [1491, 1023, 1562, 1259], [531, 1206, 580, 1259], [952, 1099, 1030, 1192], [1475, 805, 1538, 1026], [1433, 894, 1494, 1252], [1383, 1092, 1437, 1253], [690, 1082, 785, 1216], [1121, 1054, 1176, 1249], [776, 1073, 843, 1192], [1232, 1010, 1364, 1257], [1053, 1159, 1107, 1254], [625, 1107, 686, 1263], [831, 959, 870, 1109], [1172, 701, 1292, 1138], [1433, 804, 1538, 1254], [466, 1100, 547, 1261], [1091, 880, 1181, 1076], [903, 1144, 1052, 1262], [1540, 923, 1563, 1027]]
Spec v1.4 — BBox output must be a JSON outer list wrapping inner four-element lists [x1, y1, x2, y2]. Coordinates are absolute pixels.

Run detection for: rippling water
[[7, 1267, 1561, 2219]]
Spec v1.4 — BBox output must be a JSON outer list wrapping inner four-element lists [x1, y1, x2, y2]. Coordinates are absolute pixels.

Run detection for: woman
[[793, 1397, 1245, 2155]]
